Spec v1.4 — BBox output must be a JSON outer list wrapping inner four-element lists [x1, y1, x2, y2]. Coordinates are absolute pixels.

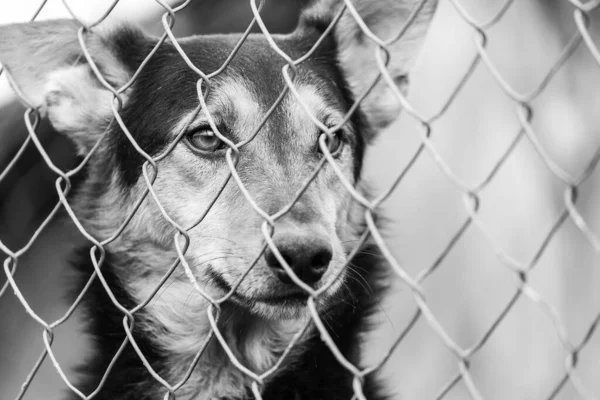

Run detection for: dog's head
[[0, 1, 436, 320]]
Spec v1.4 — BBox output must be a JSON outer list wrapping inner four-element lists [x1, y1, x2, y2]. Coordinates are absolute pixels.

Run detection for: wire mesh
[[1, 0, 600, 399]]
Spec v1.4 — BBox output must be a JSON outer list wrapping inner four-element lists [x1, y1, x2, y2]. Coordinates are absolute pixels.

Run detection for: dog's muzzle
[[264, 228, 332, 286]]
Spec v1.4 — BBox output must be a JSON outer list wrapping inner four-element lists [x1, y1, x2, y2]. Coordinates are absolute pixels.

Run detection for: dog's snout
[[265, 232, 332, 285]]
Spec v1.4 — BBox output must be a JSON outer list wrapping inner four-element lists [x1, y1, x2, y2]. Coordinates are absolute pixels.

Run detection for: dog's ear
[[300, 0, 437, 131], [0, 19, 143, 154]]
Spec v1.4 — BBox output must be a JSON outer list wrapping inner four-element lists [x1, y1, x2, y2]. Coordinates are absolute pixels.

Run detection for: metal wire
[[1, 0, 600, 399]]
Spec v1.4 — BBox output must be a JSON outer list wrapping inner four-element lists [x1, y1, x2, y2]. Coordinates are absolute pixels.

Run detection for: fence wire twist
[[1, 0, 600, 399]]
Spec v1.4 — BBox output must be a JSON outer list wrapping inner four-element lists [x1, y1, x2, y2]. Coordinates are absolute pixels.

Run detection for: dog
[[0, 0, 436, 398]]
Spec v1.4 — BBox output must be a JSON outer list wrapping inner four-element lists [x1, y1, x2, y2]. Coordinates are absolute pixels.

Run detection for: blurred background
[[2, 0, 600, 399]]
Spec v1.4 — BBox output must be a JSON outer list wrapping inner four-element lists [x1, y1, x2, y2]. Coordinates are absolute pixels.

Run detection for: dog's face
[[117, 33, 365, 318], [0, 1, 436, 321]]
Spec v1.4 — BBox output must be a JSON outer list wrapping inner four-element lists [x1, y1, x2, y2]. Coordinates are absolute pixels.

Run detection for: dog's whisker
[[346, 265, 375, 295], [347, 264, 395, 331]]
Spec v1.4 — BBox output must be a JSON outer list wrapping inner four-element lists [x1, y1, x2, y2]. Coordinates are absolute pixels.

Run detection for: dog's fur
[[0, 1, 436, 399]]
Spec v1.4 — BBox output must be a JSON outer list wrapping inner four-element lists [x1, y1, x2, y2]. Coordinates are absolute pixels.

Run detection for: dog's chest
[[175, 331, 305, 400]]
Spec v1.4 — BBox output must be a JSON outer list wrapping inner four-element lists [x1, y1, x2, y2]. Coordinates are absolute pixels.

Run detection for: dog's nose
[[265, 232, 332, 285]]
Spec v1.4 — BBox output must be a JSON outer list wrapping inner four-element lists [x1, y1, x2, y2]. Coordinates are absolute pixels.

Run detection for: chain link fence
[[1, 0, 600, 399]]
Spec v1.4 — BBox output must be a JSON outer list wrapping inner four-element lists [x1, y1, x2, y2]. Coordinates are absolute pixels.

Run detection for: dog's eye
[[319, 131, 344, 156], [187, 129, 225, 153]]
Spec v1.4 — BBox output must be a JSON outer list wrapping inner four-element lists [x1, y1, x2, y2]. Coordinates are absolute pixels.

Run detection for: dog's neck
[[103, 246, 311, 400]]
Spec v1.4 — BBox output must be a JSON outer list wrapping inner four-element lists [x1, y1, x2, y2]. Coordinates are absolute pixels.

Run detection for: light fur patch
[[45, 66, 117, 155], [129, 275, 311, 399]]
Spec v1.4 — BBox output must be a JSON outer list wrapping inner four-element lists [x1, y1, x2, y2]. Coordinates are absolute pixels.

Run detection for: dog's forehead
[[183, 33, 345, 110], [173, 33, 348, 138]]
